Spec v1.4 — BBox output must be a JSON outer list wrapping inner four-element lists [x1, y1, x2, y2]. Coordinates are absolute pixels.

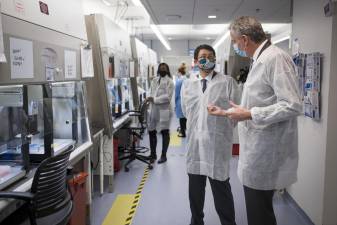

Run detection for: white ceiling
[[139, 23, 291, 41], [96, 0, 293, 41], [141, 0, 292, 25], [140, 24, 227, 40]]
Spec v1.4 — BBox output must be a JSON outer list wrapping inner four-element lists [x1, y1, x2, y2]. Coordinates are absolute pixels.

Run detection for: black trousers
[[179, 118, 187, 134], [148, 129, 170, 157], [243, 186, 276, 225], [188, 174, 236, 225]]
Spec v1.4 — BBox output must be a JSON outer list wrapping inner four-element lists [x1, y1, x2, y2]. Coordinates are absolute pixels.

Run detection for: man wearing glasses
[[181, 44, 237, 225]]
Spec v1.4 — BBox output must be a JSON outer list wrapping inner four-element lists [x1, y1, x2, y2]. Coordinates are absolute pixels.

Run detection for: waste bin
[[68, 172, 88, 225]]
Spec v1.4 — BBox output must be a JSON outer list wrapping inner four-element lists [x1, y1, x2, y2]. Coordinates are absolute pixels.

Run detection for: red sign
[[39, 1, 49, 15]]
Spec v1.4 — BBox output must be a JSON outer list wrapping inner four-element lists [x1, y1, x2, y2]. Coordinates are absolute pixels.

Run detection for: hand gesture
[[207, 104, 227, 116], [225, 101, 252, 121]]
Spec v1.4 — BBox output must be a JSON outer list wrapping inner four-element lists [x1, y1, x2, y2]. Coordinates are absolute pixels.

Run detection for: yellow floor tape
[[102, 168, 150, 225], [169, 131, 182, 147], [102, 195, 136, 225]]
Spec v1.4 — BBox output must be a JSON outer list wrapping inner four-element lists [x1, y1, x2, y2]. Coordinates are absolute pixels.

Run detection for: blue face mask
[[198, 58, 216, 71], [233, 43, 247, 57]]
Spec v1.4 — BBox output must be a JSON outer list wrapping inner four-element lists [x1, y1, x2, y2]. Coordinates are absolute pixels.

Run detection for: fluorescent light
[[273, 35, 290, 44], [132, 0, 143, 7], [208, 15, 217, 19], [168, 37, 173, 40], [150, 24, 171, 51], [102, 0, 112, 6], [206, 37, 211, 40], [213, 31, 230, 49]]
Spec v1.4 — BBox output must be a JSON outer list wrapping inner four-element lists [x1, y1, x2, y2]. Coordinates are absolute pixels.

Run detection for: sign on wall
[[80, 45, 94, 78], [64, 50, 77, 79], [10, 37, 34, 79]]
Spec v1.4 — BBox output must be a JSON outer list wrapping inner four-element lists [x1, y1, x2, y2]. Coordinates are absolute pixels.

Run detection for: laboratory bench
[[0, 140, 93, 223]]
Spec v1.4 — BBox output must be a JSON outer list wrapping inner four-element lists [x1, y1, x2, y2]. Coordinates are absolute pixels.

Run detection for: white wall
[[289, 1, 337, 225], [322, 9, 337, 225]]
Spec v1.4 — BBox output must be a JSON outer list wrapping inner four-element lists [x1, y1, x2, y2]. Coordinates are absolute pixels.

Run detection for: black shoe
[[149, 154, 157, 163], [157, 155, 167, 164]]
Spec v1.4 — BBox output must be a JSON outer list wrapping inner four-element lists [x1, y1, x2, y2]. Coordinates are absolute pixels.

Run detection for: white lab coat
[[147, 76, 174, 132], [238, 44, 302, 190], [181, 72, 238, 181]]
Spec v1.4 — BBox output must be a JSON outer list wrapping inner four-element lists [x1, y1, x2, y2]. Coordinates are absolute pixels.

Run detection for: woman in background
[[175, 63, 187, 137], [147, 63, 174, 164]]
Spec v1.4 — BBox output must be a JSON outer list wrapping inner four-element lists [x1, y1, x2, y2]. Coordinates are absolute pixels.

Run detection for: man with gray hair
[[208, 16, 302, 225]]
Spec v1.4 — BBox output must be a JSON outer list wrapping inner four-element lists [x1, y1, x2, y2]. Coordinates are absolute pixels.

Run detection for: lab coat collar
[[252, 39, 268, 62], [196, 70, 215, 81]]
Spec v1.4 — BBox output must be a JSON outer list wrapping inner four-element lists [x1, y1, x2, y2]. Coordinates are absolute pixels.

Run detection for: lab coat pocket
[[159, 109, 170, 122]]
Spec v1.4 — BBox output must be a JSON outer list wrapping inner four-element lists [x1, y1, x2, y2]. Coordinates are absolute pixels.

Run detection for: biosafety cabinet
[[85, 14, 134, 137], [85, 14, 136, 178], [94, 14, 132, 80], [148, 48, 158, 79], [0, 82, 91, 162], [130, 37, 154, 108], [131, 37, 150, 78], [0, 0, 92, 187], [0, 85, 30, 190]]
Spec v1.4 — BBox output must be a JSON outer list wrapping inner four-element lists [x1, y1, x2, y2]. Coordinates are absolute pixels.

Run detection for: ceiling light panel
[[208, 15, 217, 19]]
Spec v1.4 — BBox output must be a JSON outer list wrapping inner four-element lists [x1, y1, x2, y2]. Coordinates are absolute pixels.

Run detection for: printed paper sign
[[10, 37, 34, 79], [80, 46, 94, 78], [64, 50, 77, 79]]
